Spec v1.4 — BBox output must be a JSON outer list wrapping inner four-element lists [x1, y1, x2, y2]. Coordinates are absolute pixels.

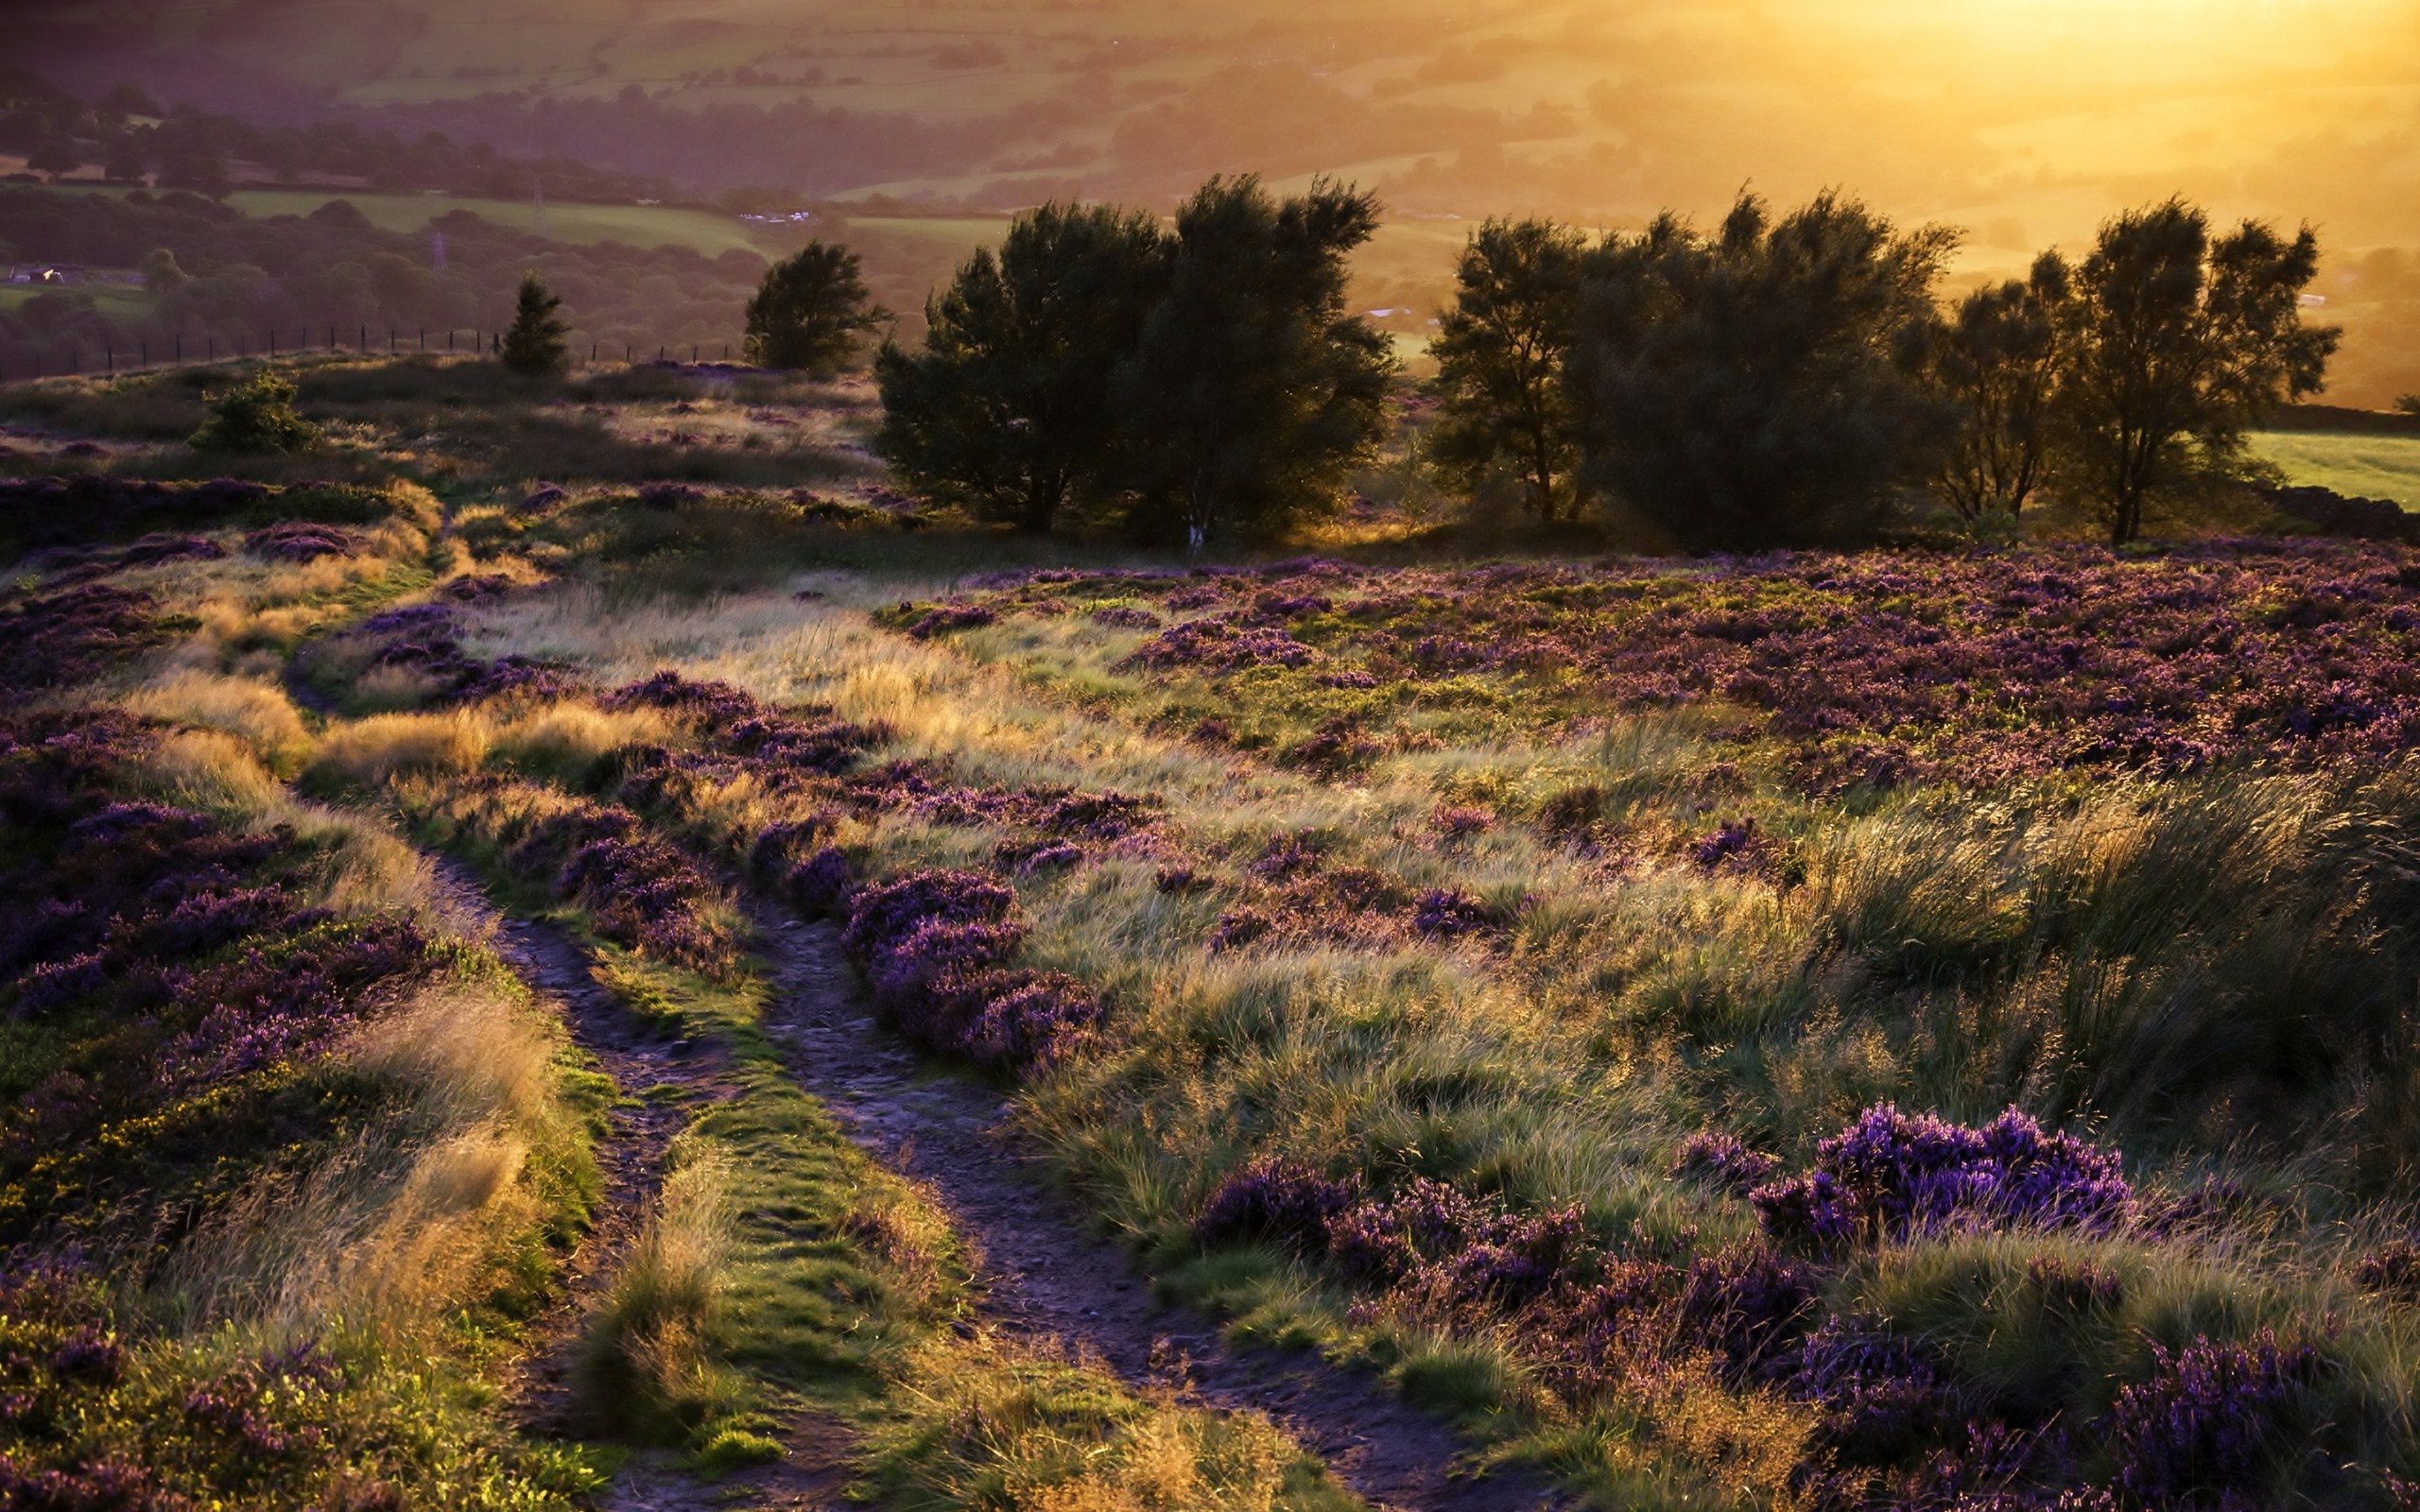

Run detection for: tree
[[743, 242, 888, 374], [26, 136, 79, 181], [875, 202, 1168, 532], [160, 151, 231, 198], [1569, 192, 1957, 551], [1427, 217, 1588, 524], [499, 271, 569, 377], [138, 248, 186, 295], [1927, 252, 2070, 525], [2397, 394, 2420, 417], [1113, 175, 1396, 550], [190, 370, 320, 454], [2052, 199, 2340, 546], [101, 134, 147, 184]]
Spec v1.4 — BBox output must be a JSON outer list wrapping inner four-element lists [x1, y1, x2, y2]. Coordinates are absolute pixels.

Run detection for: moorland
[[5, 9, 2420, 1508]]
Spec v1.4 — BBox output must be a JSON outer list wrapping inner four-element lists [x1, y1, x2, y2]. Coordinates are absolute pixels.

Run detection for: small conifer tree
[[500, 271, 570, 377]]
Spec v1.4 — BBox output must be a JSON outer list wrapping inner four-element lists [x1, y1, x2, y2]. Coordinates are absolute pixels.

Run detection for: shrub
[[2108, 1331, 2330, 1508], [189, 370, 320, 454]]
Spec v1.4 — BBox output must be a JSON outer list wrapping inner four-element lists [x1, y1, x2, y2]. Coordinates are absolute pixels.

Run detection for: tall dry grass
[[574, 1149, 742, 1441]]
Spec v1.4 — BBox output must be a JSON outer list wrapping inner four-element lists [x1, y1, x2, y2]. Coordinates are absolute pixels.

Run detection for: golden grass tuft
[[311, 710, 492, 787], [124, 671, 315, 775], [164, 977, 561, 1336], [575, 1148, 741, 1440]]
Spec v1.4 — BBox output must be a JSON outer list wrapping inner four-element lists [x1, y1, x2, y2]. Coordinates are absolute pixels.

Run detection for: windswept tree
[[1114, 176, 1395, 550], [875, 203, 1168, 531], [2053, 199, 2339, 546], [1572, 192, 1957, 551], [499, 271, 570, 376], [1427, 217, 1588, 524], [745, 242, 888, 375], [1928, 252, 2071, 525]]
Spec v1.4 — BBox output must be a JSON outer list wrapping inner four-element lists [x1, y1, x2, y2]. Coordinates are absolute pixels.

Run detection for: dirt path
[[460, 879, 850, 1511], [754, 908, 1564, 1512]]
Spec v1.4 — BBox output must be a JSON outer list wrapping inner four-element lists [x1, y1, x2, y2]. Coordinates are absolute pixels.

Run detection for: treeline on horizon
[[878, 179, 2341, 551], [0, 188, 769, 371]]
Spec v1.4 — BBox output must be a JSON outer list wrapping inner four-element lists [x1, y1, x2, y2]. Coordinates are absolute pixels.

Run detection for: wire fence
[[0, 329, 752, 387]]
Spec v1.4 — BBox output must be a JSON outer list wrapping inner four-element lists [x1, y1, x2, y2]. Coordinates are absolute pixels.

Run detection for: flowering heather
[[1751, 1106, 2132, 1244], [602, 671, 882, 776], [26, 532, 227, 588], [1119, 618, 1316, 672], [1673, 1131, 1784, 1194], [1689, 817, 1765, 870], [2352, 1238, 2420, 1298], [504, 801, 734, 972], [340, 603, 583, 706], [0, 584, 167, 690], [2109, 1332, 2328, 1509], [1088, 605, 1161, 629], [1193, 1157, 1362, 1253], [242, 522, 362, 561], [0, 719, 430, 1247], [890, 601, 996, 640], [838, 870, 1100, 1073], [963, 544, 2420, 783]]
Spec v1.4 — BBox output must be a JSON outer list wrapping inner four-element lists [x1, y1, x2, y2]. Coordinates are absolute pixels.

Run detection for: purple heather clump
[[1431, 804, 1494, 839], [842, 870, 1017, 961], [1249, 833, 1322, 881], [1440, 1204, 1595, 1306], [0, 584, 168, 690], [1326, 1177, 1494, 1285], [1777, 1318, 1948, 1466], [748, 815, 838, 885], [1678, 1241, 1823, 1377], [1754, 1106, 2131, 1245], [1153, 865, 1204, 894], [1690, 817, 1765, 870], [1089, 605, 1161, 630], [45, 1327, 126, 1387], [955, 970, 1102, 1073], [2353, 1238, 2420, 1297], [786, 847, 856, 916], [1206, 908, 1272, 954], [600, 670, 760, 725], [1674, 1131, 1785, 1194], [838, 870, 1098, 1074], [0, 1454, 186, 1512], [1016, 841, 1083, 873], [902, 602, 996, 640], [2110, 1331, 2329, 1509], [1751, 1171, 1858, 1245], [241, 522, 361, 562], [1120, 618, 1315, 672], [1194, 1155, 1362, 1253], [1410, 887, 1492, 939]]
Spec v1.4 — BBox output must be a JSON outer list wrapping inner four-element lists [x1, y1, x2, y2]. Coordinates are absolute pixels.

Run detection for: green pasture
[[2251, 430, 2420, 507]]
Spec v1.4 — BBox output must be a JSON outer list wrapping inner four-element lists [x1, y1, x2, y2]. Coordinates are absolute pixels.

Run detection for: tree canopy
[[1571, 192, 1957, 551], [875, 203, 1167, 531], [1113, 175, 1395, 550], [2051, 198, 2340, 545], [1426, 217, 1587, 524], [744, 242, 888, 375]]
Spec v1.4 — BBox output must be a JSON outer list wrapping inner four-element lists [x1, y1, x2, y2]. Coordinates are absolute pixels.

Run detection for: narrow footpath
[[755, 907, 1563, 1512]]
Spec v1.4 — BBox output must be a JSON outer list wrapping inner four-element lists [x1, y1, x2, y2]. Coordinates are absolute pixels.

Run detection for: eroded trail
[[462, 882, 849, 1511], [754, 908, 1562, 1512]]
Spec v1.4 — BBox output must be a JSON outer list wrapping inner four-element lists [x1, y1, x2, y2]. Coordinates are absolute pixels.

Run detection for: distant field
[[2251, 430, 2420, 507]]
